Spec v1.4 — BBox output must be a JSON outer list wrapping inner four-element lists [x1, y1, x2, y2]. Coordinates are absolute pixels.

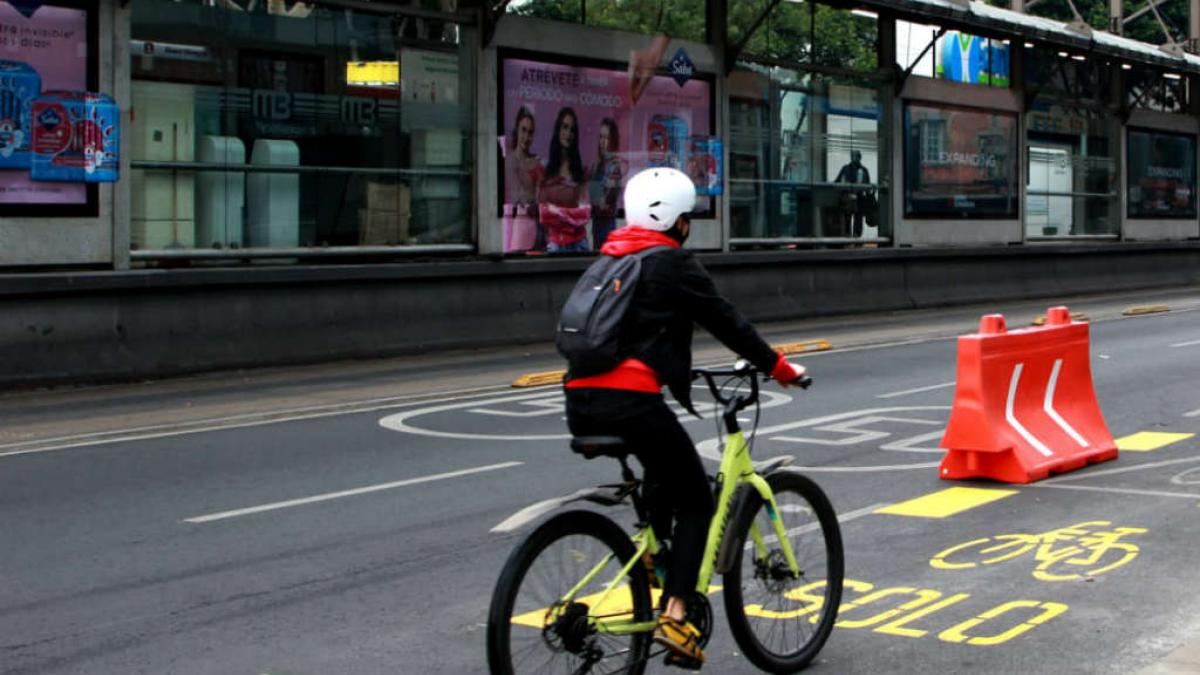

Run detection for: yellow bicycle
[[486, 363, 844, 674]]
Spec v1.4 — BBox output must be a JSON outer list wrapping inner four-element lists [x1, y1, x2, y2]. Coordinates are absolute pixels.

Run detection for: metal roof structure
[[854, 0, 1200, 74]]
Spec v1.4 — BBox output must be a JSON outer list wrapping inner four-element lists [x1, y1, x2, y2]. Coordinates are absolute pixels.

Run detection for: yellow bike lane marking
[[1115, 432, 1195, 452]]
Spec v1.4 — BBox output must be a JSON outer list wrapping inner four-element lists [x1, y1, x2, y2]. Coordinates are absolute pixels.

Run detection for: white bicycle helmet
[[622, 167, 696, 231]]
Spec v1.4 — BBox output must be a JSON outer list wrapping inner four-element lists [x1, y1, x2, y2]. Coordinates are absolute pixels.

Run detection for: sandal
[[654, 615, 705, 669]]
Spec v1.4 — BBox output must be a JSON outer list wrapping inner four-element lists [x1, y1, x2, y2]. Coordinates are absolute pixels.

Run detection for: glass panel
[[507, 0, 583, 23], [896, 20, 938, 78], [812, 5, 878, 72], [729, 64, 884, 242], [129, 0, 472, 253], [1025, 46, 1107, 103], [1127, 128, 1197, 219], [586, 0, 705, 41], [733, 0, 811, 64], [1025, 100, 1117, 237], [904, 102, 1018, 219], [734, 2, 876, 71], [1026, 195, 1118, 237], [1126, 67, 1189, 113]]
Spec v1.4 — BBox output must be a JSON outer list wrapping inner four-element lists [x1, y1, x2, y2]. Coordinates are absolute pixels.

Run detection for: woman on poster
[[503, 106, 543, 252], [539, 107, 592, 253], [588, 117, 624, 249]]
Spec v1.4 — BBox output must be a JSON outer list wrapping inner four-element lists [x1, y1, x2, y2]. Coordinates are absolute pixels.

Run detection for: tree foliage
[[508, 0, 706, 41]]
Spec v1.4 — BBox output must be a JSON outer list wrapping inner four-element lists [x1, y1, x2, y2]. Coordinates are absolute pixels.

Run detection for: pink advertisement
[[0, 0, 88, 205], [500, 55, 713, 253]]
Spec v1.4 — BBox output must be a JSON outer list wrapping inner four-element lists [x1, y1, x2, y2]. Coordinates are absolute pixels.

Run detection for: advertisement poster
[[0, 0, 89, 205], [937, 32, 1010, 87], [1127, 128, 1196, 219], [904, 103, 1018, 219], [499, 54, 714, 253]]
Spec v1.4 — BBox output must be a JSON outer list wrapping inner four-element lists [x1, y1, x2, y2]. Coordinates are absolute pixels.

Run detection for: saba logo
[[669, 48, 694, 87], [38, 108, 63, 129]]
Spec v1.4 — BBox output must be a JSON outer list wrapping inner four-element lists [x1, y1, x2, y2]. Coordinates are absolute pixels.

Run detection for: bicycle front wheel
[[723, 472, 844, 673], [486, 509, 653, 675]]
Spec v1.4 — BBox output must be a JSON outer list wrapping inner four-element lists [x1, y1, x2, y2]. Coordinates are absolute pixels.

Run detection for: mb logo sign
[[938, 307, 1118, 483]]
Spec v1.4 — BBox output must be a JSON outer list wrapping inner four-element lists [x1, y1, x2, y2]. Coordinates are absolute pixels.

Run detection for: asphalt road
[[2, 289, 1200, 675]]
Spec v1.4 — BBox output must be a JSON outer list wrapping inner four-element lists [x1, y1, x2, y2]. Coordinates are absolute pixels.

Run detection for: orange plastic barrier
[[939, 306, 1117, 484]]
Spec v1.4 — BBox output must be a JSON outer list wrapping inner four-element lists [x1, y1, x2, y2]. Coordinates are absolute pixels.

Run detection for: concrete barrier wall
[[2, 243, 1198, 388]]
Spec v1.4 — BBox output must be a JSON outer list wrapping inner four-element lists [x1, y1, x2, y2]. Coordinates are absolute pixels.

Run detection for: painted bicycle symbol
[[930, 521, 1148, 582]]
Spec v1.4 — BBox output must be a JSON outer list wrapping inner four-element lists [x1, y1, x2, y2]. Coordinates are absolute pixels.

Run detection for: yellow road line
[[874, 487, 1018, 519], [1115, 431, 1195, 452]]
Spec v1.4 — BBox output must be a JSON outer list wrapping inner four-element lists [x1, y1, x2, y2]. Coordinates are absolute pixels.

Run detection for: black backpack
[[556, 246, 669, 376]]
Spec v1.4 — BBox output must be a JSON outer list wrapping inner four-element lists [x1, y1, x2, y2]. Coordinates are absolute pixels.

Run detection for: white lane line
[[1027, 483, 1200, 500], [1185, 408, 1200, 418], [789, 462, 942, 473], [1041, 455, 1200, 484], [876, 382, 956, 399], [184, 461, 524, 523], [750, 503, 887, 546], [1170, 339, 1200, 348], [0, 385, 518, 459]]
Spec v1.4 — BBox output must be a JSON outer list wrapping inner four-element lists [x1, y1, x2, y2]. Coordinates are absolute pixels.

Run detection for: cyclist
[[563, 167, 808, 668]]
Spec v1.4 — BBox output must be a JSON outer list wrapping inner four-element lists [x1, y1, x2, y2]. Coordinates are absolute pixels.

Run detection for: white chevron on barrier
[[1005, 360, 1091, 459], [1044, 358, 1090, 448], [1006, 363, 1054, 457]]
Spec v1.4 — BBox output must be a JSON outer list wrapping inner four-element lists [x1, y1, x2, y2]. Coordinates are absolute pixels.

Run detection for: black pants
[[847, 208, 865, 238], [565, 388, 715, 600]]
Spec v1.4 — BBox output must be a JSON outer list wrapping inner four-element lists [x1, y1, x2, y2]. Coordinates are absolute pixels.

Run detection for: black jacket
[[565, 247, 779, 413]]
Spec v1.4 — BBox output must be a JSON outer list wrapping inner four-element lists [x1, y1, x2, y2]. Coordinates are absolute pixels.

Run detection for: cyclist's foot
[[654, 615, 704, 669]]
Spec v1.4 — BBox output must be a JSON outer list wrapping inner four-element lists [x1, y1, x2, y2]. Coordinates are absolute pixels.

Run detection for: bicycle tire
[[723, 472, 844, 673], [487, 510, 653, 675]]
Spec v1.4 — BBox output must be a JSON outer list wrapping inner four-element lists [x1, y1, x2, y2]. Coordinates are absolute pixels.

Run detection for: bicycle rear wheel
[[723, 472, 844, 673], [487, 510, 653, 675]]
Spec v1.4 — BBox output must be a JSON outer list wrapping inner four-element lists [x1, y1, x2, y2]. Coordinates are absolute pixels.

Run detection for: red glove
[[770, 354, 808, 386]]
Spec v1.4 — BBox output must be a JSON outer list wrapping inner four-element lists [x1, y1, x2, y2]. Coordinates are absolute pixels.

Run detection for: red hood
[[600, 227, 680, 257]]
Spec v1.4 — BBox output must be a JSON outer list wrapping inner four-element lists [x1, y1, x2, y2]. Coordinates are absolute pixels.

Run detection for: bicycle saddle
[[570, 436, 630, 460]]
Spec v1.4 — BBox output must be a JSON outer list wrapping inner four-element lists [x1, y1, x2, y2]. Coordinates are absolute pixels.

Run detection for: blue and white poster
[[938, 32, 1009, 87]]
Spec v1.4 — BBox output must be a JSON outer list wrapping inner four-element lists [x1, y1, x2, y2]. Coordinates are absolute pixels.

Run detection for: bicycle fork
[[702, 431, 804, 588], [742, 473, 804, 579]]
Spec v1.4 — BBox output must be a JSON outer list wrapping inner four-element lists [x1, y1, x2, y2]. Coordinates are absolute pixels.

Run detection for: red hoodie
[[565, 227, 680, 393]]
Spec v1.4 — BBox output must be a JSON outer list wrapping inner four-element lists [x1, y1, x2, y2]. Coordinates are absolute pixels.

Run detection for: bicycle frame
[[565, 425, 802, 638]]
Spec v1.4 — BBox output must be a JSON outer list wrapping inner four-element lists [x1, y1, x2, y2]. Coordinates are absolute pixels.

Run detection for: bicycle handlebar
[[691, 362, 812, 415]]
